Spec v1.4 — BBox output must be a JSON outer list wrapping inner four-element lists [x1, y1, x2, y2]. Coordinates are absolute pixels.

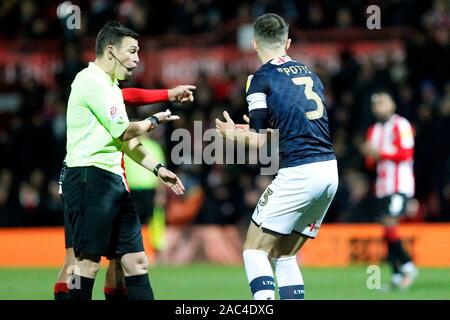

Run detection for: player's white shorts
[[252, 159, 338, 238]]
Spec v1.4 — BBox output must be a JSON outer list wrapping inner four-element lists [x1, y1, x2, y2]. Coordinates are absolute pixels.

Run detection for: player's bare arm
[[215, 111, 267, 148], [122, 137, 185, 195], [121, 109, 180, 141]]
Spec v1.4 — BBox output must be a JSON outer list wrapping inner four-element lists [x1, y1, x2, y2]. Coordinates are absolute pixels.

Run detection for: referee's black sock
[[68, 276, 95, 300], [125, 274, 154, 300]]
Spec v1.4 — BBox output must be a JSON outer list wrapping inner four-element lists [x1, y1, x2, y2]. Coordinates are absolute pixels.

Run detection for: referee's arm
[[83, 85, 179, 142], [122, 137, 185, 195], [120, 119, 154, 141], [120, 109, 180, 141], [122, 137, 160, 171]]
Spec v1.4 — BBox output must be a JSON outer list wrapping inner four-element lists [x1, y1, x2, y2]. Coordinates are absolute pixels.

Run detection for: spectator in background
[[56, 42, 87, 98], [432, 89, 450, 220], [196, 165, 239, 225], [166, 165, 205, 227]]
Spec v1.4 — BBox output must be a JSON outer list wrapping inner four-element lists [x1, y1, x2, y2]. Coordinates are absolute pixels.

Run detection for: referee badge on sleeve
[[109, 106, 122, 121]]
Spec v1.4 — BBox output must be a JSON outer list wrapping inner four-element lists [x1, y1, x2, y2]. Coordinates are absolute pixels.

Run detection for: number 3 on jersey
[[292, 76, 324, 120]]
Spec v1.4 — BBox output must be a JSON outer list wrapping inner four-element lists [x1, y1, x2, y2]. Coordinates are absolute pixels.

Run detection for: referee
[[64, 21, 184, 300]]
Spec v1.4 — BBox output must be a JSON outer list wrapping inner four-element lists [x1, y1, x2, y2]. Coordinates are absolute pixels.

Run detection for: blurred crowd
[[0, 0, 445, 40], [0, 0, 449, 228]]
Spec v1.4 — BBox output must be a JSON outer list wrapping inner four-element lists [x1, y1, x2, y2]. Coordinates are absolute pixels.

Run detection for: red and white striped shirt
[[365, 114, 415, 198]]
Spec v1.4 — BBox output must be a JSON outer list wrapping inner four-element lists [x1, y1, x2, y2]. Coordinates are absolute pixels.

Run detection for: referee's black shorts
[[62, 166, 144, 259], [58, 161, 73, 249]]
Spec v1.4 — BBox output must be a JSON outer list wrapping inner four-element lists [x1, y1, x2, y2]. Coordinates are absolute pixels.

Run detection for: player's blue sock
[[272, 256, 304, 300], [124, 274, 154, 300], [243, 249, 275, 300], [68, 276, 95, 300], [279, 284, 305, 299]]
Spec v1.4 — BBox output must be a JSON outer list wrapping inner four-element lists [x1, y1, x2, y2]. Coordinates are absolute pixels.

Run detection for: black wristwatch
[[153, 163, 165, 176], [147, 115, 160, 129]]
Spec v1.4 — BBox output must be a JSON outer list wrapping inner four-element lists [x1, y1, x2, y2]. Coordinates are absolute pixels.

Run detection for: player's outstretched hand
[[168, 85, 196, 103], [157, 167, 185, 195], [235, 114, 250, 131], [153, 109, 180, 123], [215, 111, 236, 138]]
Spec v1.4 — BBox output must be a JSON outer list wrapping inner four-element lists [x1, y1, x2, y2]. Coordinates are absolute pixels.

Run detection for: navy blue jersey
[[246, 55, 335, 169]]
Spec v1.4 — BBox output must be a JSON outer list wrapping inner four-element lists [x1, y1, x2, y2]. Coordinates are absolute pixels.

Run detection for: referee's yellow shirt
[[66, 62, 129, 176]]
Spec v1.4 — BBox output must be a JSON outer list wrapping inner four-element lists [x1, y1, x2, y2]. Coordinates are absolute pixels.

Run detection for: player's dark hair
[[371, 88, 397, 103], [371, 89, 398, 110], [95, 21, 139, 57], [253, 13, 289, 48]]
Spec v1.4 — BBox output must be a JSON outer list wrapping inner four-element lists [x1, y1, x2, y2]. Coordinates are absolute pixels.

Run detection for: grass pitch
[[0, 264, 449, 300]]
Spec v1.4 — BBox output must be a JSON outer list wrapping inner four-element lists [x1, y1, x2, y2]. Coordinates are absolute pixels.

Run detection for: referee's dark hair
[[253, 13, 289, 48], [95, 21, 139, 57]]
